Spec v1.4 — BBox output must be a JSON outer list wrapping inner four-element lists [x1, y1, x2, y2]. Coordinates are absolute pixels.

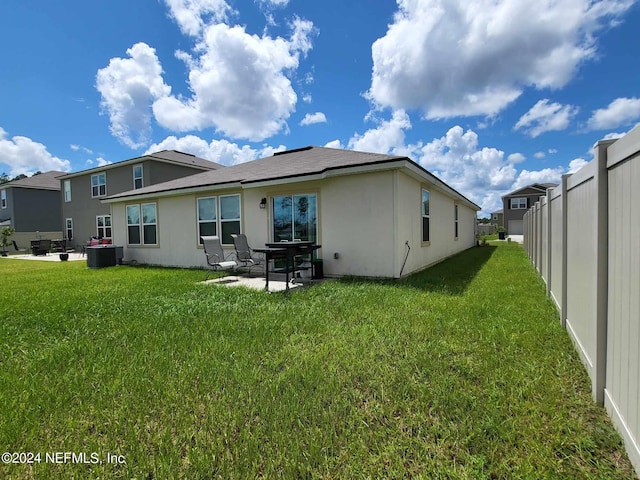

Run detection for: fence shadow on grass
[[337, 245, 497, 296]]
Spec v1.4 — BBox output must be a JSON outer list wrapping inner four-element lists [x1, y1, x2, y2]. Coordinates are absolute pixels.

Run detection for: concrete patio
[[1, 252, 86, 261]]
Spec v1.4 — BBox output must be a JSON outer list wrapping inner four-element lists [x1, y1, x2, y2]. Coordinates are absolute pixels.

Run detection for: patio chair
[[200, 236, 237, 281], [230, 234, 264, 273], [13, 240, 27, 253]]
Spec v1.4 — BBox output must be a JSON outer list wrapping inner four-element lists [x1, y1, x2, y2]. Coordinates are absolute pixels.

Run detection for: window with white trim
[[66, 218, 73, 240], [64, 180, 71, 202], [133, 164, 143, 189], [197, 194, 241, 244], [91, 173, 106, 198], [127, 203, 157, 245], [96, 215, 111, 238], [510, 197, 527, 209], [421, 188, 430, 243], [1, 189, 6, 208]]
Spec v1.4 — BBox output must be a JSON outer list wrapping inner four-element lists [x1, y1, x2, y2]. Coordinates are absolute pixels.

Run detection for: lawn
[[0, 243, 635, 479]]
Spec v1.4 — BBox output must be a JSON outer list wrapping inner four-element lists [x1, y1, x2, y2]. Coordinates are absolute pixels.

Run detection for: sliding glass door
[[272, 194, 317, 242]]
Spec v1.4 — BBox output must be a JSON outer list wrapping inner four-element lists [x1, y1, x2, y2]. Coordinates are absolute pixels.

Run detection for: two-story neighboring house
[[0, 171, 66, 247], [491, 208, 504, 228], [502, 183, 557, 234], [58, 150, 223, 248]]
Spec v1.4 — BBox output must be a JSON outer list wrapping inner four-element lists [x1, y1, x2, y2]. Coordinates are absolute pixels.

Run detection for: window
[[64, 180, 71, 202], [65, 218, 73, 240], [454, 204, 459, 239], [96, 215, 112, 238], [510, 197, 527, 209], [0, 189, 5, 208], [220, 195, 241, 244], [91, 173, 106, 197], [492, 214, 498, 220], [133, 165, 143, 189], [272, 194, 317, 242], [197, 194, 241, 244], [421, 189, 430, 243], [127, 203, 157, 245]]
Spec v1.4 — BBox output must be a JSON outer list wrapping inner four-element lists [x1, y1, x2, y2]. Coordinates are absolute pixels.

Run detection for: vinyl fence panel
[[522, 128, 640, 474], [604, 131, 640, 472]]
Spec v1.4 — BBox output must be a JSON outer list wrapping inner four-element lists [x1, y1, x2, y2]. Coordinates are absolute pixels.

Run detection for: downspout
[[399, 241, 411, 278]]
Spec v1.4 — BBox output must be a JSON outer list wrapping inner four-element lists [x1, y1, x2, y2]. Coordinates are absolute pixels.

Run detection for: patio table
[[254, 241, 321, 291]]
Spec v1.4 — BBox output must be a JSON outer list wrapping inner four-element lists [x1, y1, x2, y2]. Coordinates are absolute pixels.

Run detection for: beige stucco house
[[103, 146, 481, 278]]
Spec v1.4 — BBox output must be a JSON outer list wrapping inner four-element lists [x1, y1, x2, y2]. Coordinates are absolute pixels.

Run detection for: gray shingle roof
[[105, 146, 406, 199], [58, 150, 222, 179], [104, 146, 481, 210], [1, 171, 66, 190]]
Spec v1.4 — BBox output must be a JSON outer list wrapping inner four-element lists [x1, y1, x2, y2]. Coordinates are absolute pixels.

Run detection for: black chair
[[13, 240, 27, 253]]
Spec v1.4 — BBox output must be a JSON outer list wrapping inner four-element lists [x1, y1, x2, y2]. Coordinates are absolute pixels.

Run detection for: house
[[102, 146, 481, 278], [502, 183, 557, 235], [0, 171, 66, 247], [58, 150, 223, 249], [491, 208, 503, 228]]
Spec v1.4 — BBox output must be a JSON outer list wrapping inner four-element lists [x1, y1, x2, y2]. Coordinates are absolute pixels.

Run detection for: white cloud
[[257, 0, 289, 6], [416, 126, 516, 210], [164, 0, 232, 37], [300, 112, 327, 126], [153, 19, 316, 141], [0, 128, 71, 176], [368, 0, 633, 119], [586, 97, 640, 131], [70, 144, 93, 154], [548, 148, 558, 154], [512, 167, 564, 190], [96, 42, 171, 149], [145, 135, 285, 165], [568, 158, 589, 173], [507, 153, 526, 164], [534, 152, 546, 159], [97, 157, 112, 167], [514, 99, 578, 137], [347, 110, 412, 154], [324, 139, 343, 149]]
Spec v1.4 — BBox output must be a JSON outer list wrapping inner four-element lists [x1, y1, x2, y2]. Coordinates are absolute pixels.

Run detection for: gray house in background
[[0, 171, 65, 247], [58, 150, 223, 249], [502, 183, 557, 234], [491, 208, 503, 228]]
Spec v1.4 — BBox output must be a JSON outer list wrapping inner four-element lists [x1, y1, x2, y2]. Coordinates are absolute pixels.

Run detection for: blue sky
[[1, 0, 639, 216]]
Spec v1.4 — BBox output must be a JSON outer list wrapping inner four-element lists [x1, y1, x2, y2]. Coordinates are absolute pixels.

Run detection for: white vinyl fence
[[524, 125, 640, 474]]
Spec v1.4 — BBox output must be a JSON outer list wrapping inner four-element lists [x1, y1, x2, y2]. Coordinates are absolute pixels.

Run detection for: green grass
[[0, 244, 635, 479]]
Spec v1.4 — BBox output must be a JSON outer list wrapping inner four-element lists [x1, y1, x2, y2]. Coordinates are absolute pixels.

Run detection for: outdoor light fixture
[[259, 197, 267, 209]]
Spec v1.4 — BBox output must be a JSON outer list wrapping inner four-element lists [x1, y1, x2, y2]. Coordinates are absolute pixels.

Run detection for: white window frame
[[126, 203, 157, 245], [64, 180, 71, 202], [421, 188, 430, 243], [0, 189, 6, 208], [133, 164, 143, 190], [65, 218, 73, 240], [510, 197, 527, 209], [91, 173, 106, 198], [96, 215, 112, 239], [196, 194, 241, 245]]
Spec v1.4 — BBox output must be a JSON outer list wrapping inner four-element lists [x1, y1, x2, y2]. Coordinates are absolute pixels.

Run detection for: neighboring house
[[0, 171, 66, 247], [103, 146, 481, 279], [58, 150, 223, 249], [502, 183, 557, 235], [491, 208, 503, 228]]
